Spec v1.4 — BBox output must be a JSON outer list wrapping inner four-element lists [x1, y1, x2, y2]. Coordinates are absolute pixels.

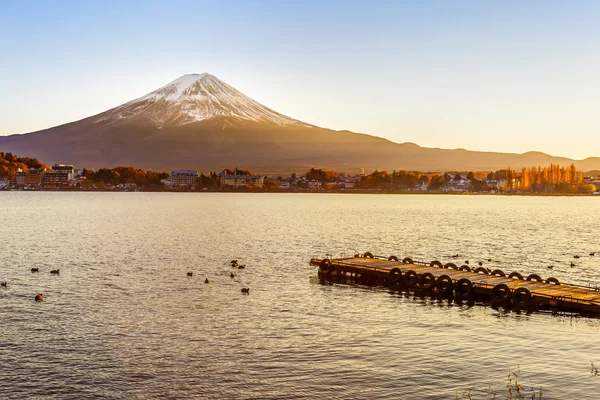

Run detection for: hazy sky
[[1, 0, 599, 159]]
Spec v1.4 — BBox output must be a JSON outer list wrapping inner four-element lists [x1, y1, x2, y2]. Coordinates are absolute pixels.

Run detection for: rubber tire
[[420, 272, 436, 290], [459, 265, 471, 272], [388, 255, 399, 262], [545, 277, 560, 285], [402, 257, 414, 264], [474, 267, 488, 274], [403, 270, 418, 287], [436, 275, 453, 294], [319, 259, 332, 275], [526, 274, 543, 282], [512, 287, 532, 309], [364, 252, 374, 258], [430, 260, 443, 268], [454, 278, 472, 298], [389, 268, 402, 284], [508, 272, 523, 280], [491, 269, 505, 277], [444, 263, 457, 270], [492, 283, 511, 303]]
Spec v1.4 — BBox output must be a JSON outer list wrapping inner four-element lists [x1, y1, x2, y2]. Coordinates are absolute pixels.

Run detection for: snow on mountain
[[96, 73, 305, 127]]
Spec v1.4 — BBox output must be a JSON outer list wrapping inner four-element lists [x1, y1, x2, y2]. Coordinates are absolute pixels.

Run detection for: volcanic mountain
[[1, 73, 599, 173]]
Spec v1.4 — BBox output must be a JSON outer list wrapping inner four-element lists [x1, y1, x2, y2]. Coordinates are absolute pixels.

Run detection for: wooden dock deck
[[310, 254, 600, 314]]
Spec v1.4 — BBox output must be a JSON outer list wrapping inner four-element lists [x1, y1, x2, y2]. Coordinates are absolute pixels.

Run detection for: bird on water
[[31, 268, 39, 273], [187, 272, 193, 277], [35, 294, 43, 302], [205, 278, 210, 284], [50, 269, 60, 274], [241, 288, 250, 294]]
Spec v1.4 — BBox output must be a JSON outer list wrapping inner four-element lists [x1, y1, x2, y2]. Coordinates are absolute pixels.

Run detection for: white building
[[52, 164, 75, 180], [220, 172, 264, 188], [308, 180, 323, 189], [445, 178, 471, 192], [171, 170, 198, 187]]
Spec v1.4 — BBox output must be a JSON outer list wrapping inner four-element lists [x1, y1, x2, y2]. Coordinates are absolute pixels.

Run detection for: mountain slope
[[1, 73, 599, 173]]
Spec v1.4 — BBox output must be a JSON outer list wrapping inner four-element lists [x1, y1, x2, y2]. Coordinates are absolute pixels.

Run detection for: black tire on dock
[[403, 270, 418, 287], [388, 255, 399, 262], [459, 265, 471, 272], [512, 287, 532, 309], [491, 283, 512, 304], [430, 260, 443, 268], [402, 257, 414, 264], [436, 275, 453, 294], [444, 263, 457, 270], [364, 252, 374, 258], [508, 272, 523, 280], [526, 274, 543, 283], [419, 272, 436, 290], [389, 268, 402, 284], [491, 269, 505, 277], [454, 278, 472, 298], [545, 277, 560, 285], [319, 259, 332, 275], [474, 267, 488, 274]]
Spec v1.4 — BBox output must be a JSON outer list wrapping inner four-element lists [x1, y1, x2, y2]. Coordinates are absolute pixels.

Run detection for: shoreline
[[2, 188, 598, 197]]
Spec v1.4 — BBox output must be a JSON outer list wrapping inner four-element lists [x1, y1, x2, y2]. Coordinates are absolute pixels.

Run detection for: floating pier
[[310, 253, 600, 315]]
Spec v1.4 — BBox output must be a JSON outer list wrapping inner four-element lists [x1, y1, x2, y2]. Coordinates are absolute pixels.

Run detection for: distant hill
[[1, 73, 599, 173]]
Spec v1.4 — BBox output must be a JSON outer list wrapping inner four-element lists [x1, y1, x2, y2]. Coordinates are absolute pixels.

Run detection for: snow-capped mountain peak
[[96, 73, 304, 127]]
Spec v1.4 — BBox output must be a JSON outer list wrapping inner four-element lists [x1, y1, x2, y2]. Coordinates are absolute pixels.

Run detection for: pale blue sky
[[1, 0, 599, 159]]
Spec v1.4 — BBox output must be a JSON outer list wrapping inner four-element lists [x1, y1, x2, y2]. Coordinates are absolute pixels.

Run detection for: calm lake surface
[[2, 192, 600, 399]]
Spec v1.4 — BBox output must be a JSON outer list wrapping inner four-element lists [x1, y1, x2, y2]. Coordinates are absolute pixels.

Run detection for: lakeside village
[[1, 152, 600, 194]]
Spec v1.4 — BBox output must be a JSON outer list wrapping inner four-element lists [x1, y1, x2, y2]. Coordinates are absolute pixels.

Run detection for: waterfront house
[[220, 172, 265, 188], [308, 180, 323, 190], [171, 170, 199, 187], [445, 178, 471, 192]]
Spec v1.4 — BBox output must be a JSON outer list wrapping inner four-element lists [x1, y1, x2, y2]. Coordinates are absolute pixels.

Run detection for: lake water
[[1, 192, 600, 399]]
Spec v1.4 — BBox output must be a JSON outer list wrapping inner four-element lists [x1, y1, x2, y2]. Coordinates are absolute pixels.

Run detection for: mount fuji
[[1, 73, 599, 173]]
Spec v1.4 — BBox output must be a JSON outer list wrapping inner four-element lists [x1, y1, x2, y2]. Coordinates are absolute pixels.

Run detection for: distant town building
[[43, 171, 70, 187], [414, 181, 428, 191], [445, 178, 471, 192], [52, 164, 75, 179], [220, 172, 264, 188], [0, 179, 8, 189], [171, 170, 198, 187], [17, 168, 47, 186], [16, 170, 26, 186], [308, 180, 323, 190], [279, 181, 291, 189]]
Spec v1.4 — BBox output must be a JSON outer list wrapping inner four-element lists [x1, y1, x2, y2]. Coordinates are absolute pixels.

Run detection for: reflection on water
[[1, 192, 600, 399]]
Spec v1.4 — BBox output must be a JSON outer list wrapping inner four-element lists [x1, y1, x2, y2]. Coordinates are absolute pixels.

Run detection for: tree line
[[347, 163, 595, 193], [0, 152, 48, 180]]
